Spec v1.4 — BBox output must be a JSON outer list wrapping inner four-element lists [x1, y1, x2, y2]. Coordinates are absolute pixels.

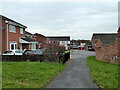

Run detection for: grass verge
[[2, 62, 67, 88], [87, 56, 119, 88]]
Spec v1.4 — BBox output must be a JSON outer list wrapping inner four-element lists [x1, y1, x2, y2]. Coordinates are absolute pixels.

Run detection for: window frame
[[9, 25, 16, 33], [20, 28, 23, 34]]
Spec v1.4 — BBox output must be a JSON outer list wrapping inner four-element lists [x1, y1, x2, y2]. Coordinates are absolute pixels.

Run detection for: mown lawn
[[2, 62, 67, 88], [87, 56, 119, 88]]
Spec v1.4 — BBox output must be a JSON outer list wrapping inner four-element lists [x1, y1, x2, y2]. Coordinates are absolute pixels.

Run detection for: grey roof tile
[[93, 33, 117, 45]]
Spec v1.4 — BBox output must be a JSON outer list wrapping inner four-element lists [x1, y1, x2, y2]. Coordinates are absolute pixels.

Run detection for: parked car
[[36, 49, 43, 55], [23, 50, 35, 55], [23, 49, 43, 55], [3, 50, 24, 55], [14, 50, 24, 55], [3, 51, 15, 55]]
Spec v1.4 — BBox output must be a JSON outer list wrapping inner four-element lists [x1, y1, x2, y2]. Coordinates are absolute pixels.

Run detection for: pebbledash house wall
[[1, 17, 26, 54], [95, 33, 119, 64]]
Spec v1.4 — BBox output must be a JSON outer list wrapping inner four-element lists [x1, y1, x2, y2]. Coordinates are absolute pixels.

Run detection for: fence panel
[[2, 55, 44, 62], [2, 52, 70, 64]]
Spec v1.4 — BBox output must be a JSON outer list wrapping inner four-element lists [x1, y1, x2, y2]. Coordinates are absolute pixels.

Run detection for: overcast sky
[[0, 1, 118, 40]]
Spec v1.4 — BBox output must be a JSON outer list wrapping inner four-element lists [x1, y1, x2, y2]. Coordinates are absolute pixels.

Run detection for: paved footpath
[[46, 50, 99, 88]]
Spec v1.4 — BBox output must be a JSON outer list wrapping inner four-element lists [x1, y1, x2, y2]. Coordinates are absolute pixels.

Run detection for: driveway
[[46, 50, 98, 88]]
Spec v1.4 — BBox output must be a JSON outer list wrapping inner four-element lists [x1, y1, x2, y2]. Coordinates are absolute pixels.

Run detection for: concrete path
[[46, 50, 98, 88]]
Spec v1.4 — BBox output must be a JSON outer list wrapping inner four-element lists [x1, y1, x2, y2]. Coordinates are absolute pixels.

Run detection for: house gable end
[[96, 37, 103, 48]]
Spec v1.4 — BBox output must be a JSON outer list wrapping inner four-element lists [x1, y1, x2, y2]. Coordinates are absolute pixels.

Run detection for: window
[[32, 43, 36, 50], [20, 28, 23, 34], [9, 25, 16, 33]]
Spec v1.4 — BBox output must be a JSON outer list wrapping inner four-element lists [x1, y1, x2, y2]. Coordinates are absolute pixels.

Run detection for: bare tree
[[44, 43, 65, 62]]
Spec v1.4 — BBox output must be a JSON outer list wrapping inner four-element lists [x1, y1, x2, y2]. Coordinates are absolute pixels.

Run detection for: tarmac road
[[46, 50, 99, 88]]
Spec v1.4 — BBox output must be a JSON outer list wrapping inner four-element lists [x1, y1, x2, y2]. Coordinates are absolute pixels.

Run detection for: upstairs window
[[20, 28, 23, 34], [9, 25, 16, 33]]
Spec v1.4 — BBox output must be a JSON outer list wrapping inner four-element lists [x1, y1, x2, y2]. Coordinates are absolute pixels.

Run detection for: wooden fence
[[2, 55, 44, 62]]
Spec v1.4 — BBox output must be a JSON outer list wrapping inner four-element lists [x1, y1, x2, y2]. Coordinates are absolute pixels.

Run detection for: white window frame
[[32, 43, 36, 50], [9, 25, 16, 33], [20, 28, 23, 34]]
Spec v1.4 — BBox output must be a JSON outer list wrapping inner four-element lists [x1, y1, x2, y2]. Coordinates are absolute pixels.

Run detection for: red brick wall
[[1, 18, 26, 54], [96, 38, 103, 47], [8, 25, 25, 50], [22, 44, 29, 50], [118, 28, 120, 62], [84, 45, 87, 50], [73, 40, 78, 45], [95, 37, 119, 64], [2, 19, 7, 54], [118, 36, 120, 60], [0, 16, 2, 55], [34, 34, 46, 48], [118, 29, 120, 63], [91, 37, 96, 50]]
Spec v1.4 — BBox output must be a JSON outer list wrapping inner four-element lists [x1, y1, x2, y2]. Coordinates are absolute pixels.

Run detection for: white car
[[14, 50, 24, 55], [3, 50, 24, 55]]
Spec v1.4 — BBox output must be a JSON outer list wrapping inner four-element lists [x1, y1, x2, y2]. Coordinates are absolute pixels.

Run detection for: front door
[[10, 42, 17, 51]]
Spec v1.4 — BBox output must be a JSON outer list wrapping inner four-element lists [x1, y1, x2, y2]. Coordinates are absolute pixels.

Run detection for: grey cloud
[[1, 2, 118, 39]]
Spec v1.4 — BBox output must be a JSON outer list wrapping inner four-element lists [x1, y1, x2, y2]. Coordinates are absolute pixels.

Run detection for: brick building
[[70, 40, 90, 50], [0, 15, 37, 54], [70, 40, 79, 49], [21, 31, 38, 50], [0, 15, 26, 55], [34, 33, 47, 49], [91, 29, 120, 63], [0, 15, 2, 55], [47, 36, 70, 50], [91, 33, 117, 50], [78, 40, 90, 50]]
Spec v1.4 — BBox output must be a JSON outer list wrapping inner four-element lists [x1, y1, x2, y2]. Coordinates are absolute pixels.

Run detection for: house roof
[[34, 33, 46, 38], [21, 36, 36, 42], [47, 36, 70, 41], [92, 33, 117, 45], [1, 15, 27, 28], [25, 31, 33, 36]]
